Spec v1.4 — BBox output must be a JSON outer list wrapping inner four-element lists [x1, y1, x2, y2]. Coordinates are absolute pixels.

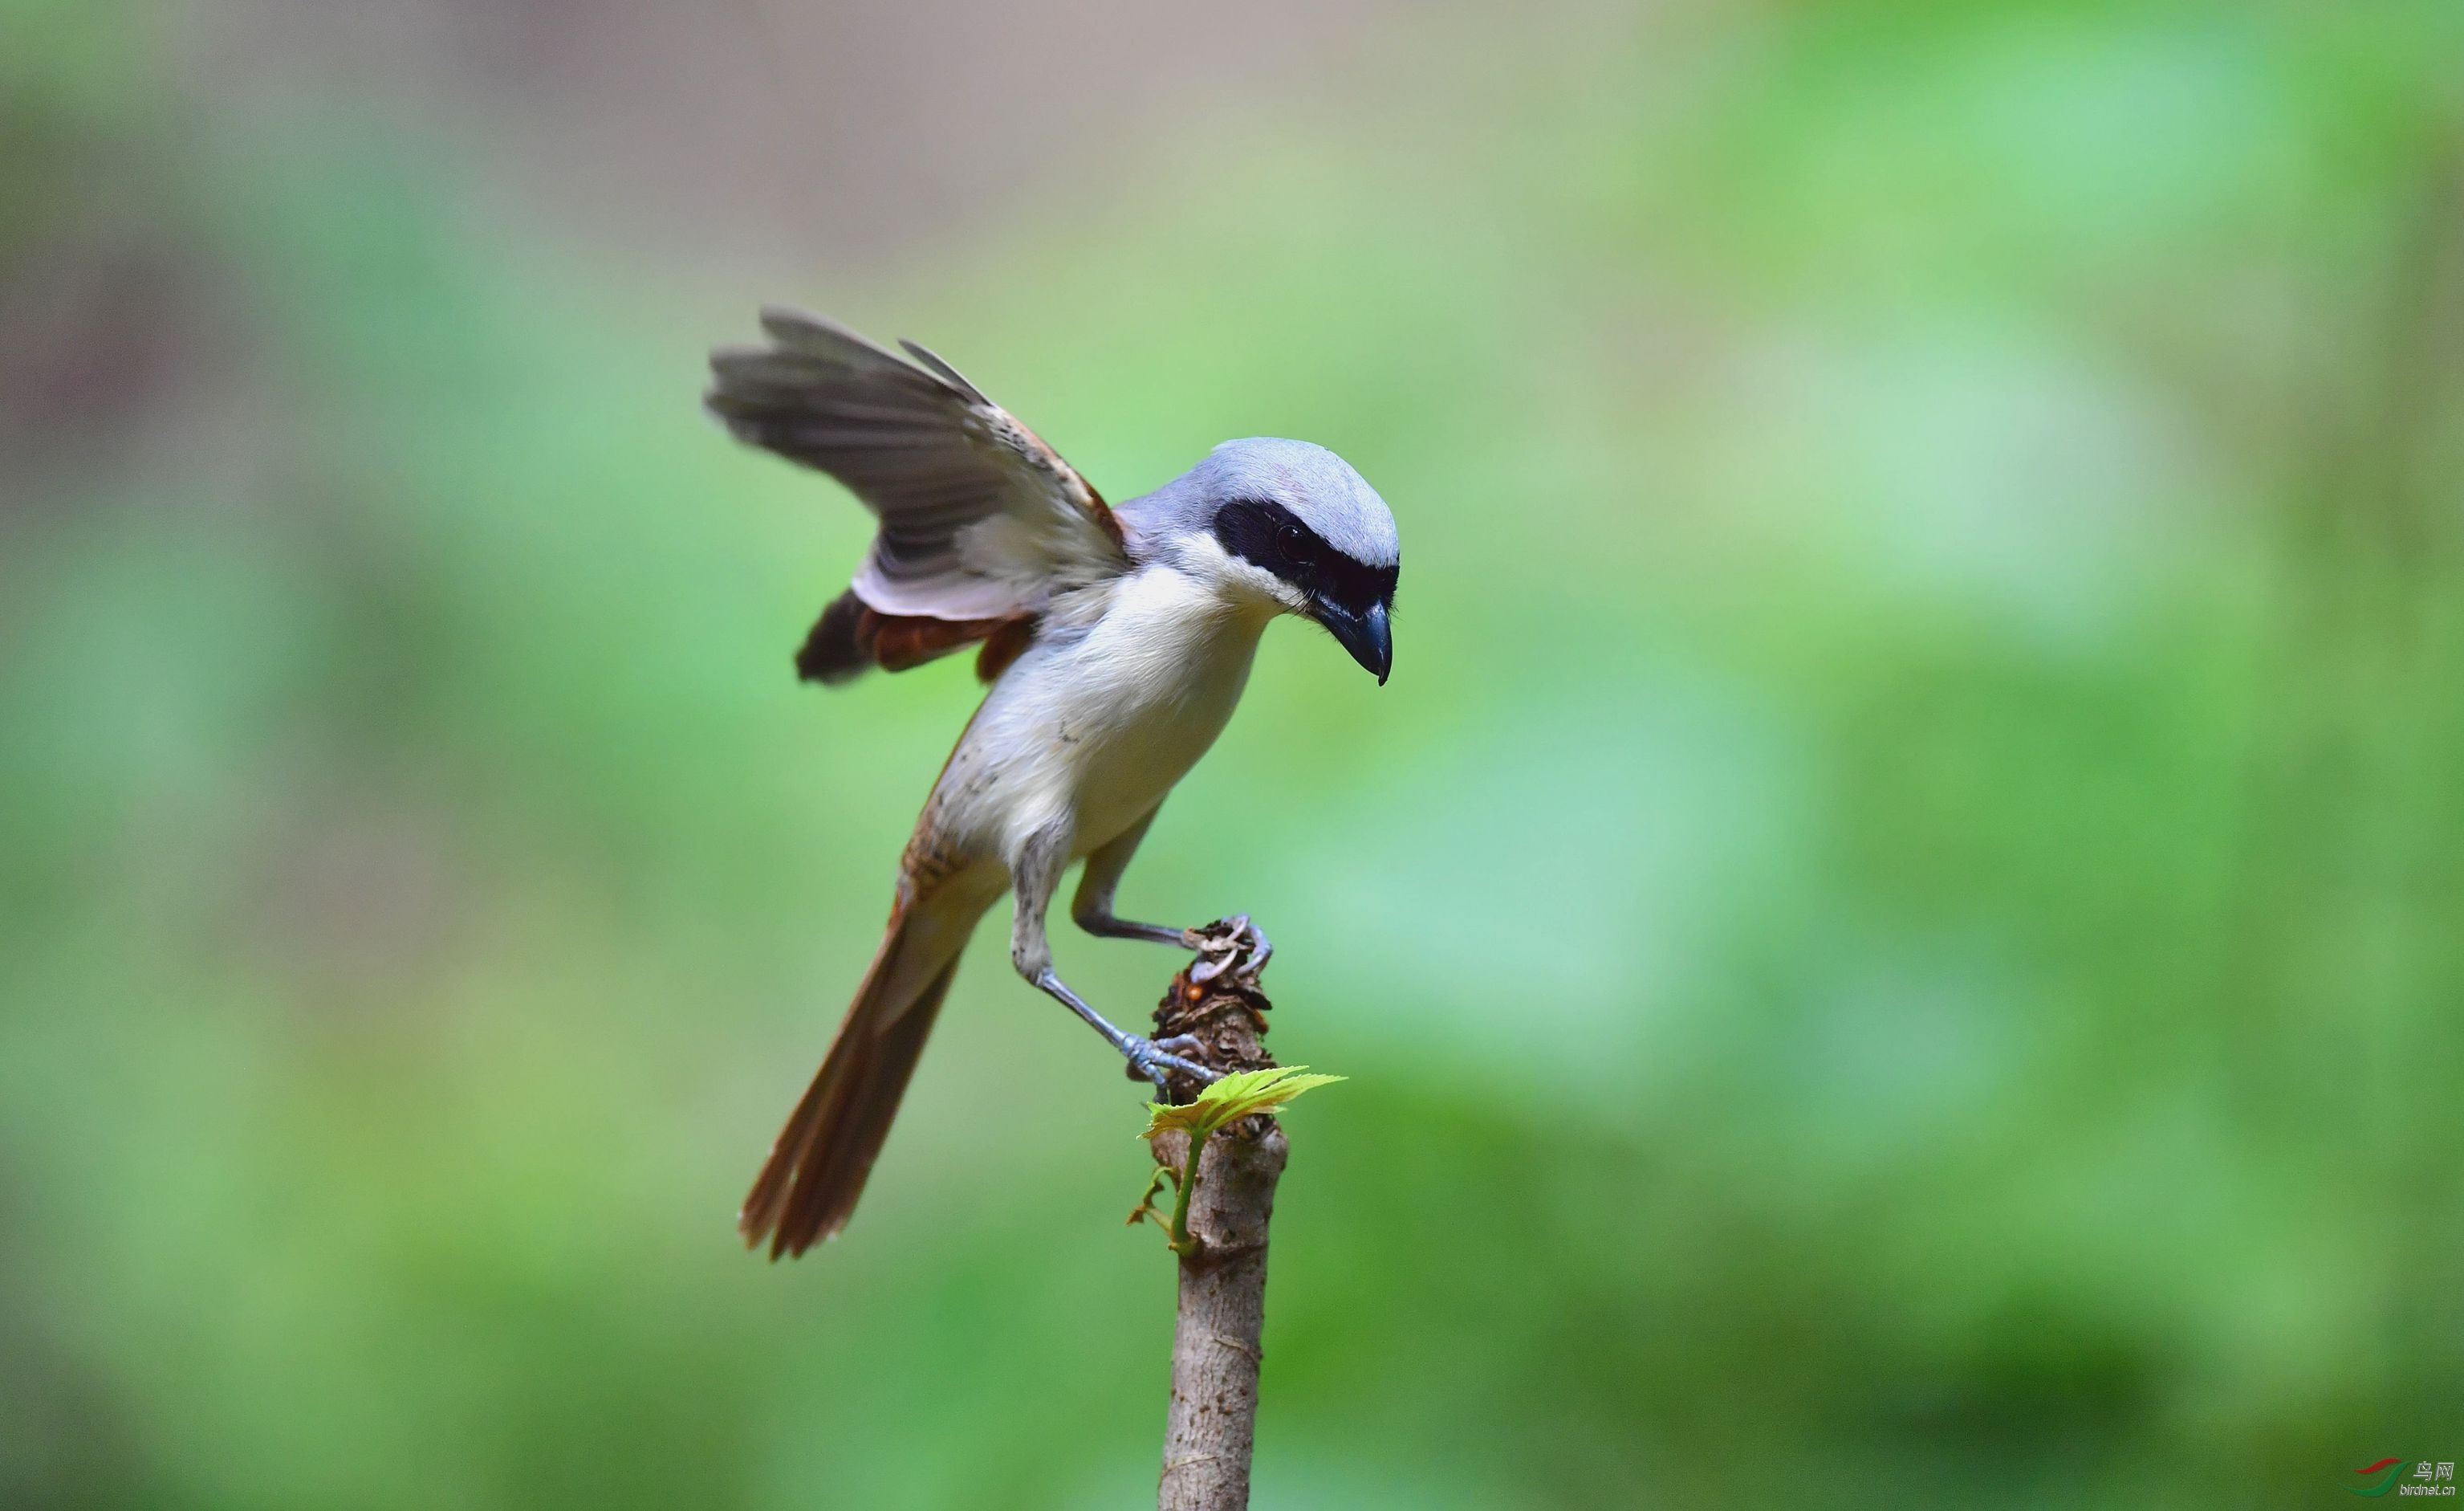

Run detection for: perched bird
[[706, 309, 1400, 1256]]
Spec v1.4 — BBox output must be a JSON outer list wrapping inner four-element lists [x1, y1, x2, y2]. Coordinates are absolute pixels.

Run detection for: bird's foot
[[1183, 914, 1274, 986], [1125, 1034, 1219, 1089]]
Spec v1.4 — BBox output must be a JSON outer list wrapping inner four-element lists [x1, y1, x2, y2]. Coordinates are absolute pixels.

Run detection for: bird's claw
[[1126, 1036, 1219, 1088], [1185, 914, 1273, 985]]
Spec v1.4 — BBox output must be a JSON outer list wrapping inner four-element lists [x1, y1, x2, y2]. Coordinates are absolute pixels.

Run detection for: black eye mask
[[1210, 499, 1398, 617]]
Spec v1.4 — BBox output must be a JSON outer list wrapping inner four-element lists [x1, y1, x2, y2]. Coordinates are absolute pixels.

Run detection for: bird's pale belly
[[1063, 676, 1246, 853]]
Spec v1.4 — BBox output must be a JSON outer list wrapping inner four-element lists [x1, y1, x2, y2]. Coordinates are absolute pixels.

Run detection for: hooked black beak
[[1314, 599, 1392, 684]]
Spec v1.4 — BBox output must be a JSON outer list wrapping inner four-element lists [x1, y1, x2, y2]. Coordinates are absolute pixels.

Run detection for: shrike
[[707, 310, 1400, 1256]]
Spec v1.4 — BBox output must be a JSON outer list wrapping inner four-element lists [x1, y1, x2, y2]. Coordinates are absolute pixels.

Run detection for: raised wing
[[707, 308, 1128, 624]]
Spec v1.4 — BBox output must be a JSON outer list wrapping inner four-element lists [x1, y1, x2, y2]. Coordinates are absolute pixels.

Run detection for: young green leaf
[[1141, 1066, 1346, 1143]]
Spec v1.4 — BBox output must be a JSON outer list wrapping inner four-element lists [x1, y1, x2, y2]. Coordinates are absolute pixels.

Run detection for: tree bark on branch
[[1145, 922, 1285, 1511]]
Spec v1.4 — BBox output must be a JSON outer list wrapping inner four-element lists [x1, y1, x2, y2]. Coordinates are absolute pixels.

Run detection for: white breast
[[929, 565, 1276, 866]]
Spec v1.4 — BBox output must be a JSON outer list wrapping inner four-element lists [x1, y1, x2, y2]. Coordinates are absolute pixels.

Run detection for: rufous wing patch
[[795, 590, 1035, 685], [974, 617, 1037, 682], [868, 612, 1009, 672], [1076, 478, 1125, 553]]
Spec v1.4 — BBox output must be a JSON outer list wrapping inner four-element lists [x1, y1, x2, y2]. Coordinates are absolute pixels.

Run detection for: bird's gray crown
[[1189, 439, 1399, 623], [1191, 438, 1399, 568], [1115, 437, 1400, 622]]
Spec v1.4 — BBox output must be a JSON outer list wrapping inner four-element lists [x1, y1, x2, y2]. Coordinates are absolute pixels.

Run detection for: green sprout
[[1128, 1066, 1344, 1254]]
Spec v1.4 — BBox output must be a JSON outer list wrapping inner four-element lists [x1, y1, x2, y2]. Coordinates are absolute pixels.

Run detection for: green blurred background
[[6, 0, 2462, 1505]]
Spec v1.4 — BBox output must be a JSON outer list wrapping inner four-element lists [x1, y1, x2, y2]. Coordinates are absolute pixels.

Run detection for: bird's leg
[[1071, 808, 1274, 969], [1078, 912, 1192, 947], [1031, 968, 1216, 1085], [1071, 806, 1200, 947], [1016, 823, 1218, 1087]]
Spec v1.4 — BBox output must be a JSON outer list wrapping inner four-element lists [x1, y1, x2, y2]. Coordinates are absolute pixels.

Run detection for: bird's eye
[[1278, 523, 1307, 560]]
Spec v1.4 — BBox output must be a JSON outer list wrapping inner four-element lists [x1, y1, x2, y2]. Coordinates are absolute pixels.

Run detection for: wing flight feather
[[707, 308, 1127, 625]]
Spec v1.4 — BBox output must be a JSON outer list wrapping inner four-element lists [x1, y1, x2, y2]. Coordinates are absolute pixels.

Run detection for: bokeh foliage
[[5, 2, 2462, 1507]]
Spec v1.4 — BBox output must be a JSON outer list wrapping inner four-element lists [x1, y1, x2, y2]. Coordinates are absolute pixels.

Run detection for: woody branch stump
[[1129, 919, 1334, 1511]]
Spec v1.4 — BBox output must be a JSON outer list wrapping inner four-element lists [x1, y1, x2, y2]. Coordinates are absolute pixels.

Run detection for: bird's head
[[1165, 438, 1399, 683]]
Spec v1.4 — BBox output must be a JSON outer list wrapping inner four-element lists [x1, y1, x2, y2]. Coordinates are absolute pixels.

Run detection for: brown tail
[[739, 908, 965, 1258]]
